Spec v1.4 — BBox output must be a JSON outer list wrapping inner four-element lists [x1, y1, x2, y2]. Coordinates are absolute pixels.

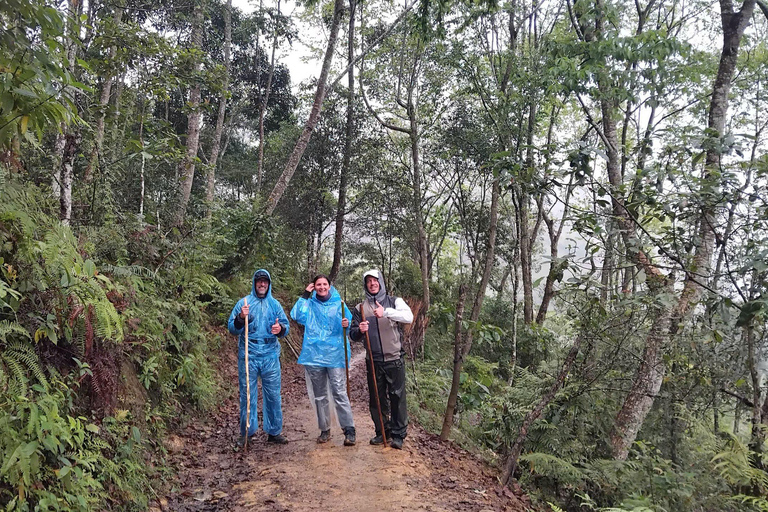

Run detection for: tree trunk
[[57, 0, 81, 224], [205, 0, 231, 217], [138, 99, 146, 220], [329, 0, 356, 283], [517, 187, 533, 324], [502, 334, 583, 484], [440, 284, 466, 440], [60, 133, 80, 225], [84, 5, 124, 183], [440, 177, 500, 439], [175, 0, 206, 226], [746, 324, 763, 452], [256, 0, 280, 193], [410, 109, 431, 338], [51, 128, 66, 197], [266, 0, 345, 214]]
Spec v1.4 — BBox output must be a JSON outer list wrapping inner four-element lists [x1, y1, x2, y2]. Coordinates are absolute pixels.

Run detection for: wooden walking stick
[[361, 301, 387, 447], [342, 299, 350, 398], [243, 298, 250, 451]]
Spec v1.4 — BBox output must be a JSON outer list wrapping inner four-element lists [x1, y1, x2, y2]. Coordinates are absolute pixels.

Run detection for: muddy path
[[157, 338, 530, 511]]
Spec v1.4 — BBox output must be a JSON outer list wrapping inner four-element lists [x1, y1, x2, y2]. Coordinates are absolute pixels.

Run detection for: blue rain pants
[[238, 341, 283, 437]]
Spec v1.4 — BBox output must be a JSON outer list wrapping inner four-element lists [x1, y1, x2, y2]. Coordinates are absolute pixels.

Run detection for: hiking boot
[[390, 437, 403, 450], [369, 434, 387, 446], [235, 434, 257, 450], [343, 428, 356, 446], [267, 434, 288, 444], [317, 430, 331, 444]]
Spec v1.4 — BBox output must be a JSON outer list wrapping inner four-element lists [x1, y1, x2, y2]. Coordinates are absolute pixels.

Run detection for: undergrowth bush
[[411, 311, 767, 512], [0, 176, 231, 509]]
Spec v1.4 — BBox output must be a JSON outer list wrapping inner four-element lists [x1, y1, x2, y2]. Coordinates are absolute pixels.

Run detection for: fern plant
[[712, 432, 768, 509], [0, 320, 47, 398]]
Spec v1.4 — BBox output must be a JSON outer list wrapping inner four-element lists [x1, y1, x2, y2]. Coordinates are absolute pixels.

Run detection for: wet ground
[[156, 339, 531, 511]]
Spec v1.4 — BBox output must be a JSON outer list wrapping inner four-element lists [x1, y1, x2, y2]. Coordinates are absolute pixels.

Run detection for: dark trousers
[[366, 356, 408, 439]]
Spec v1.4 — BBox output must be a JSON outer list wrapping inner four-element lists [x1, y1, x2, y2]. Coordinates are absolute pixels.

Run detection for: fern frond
[[519, 451, 586, 485], [100, 264, 154, 279], [0, 320, 31, 342], [94, 299, 122, 342], [5, 340, 48, 389], [3, 355, 28, 398]]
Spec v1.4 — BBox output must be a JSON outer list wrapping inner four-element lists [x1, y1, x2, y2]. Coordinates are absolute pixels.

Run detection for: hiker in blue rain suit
[[228, 269, 290, 445], [291, 274, 356, 446]]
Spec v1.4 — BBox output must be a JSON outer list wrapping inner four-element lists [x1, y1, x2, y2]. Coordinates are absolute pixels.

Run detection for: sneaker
[[389, 437, 403, 450], [267, 434, 288, 444], [343, 428, 356, 446], [317, 430, 331, 444]]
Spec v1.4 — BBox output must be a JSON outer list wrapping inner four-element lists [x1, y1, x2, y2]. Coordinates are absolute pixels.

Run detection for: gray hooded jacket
[[349, 270, 414, 362]]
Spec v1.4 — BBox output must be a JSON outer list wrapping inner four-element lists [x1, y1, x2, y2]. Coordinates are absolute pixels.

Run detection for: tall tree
[[328, 0, 357, 282], [205, 0, 232, 217], [175, 0, 206, 226], [266, 0, 346, 214]]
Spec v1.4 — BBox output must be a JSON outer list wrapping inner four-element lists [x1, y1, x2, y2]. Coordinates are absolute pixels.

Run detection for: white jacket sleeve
[[383, 297, 413, 324]]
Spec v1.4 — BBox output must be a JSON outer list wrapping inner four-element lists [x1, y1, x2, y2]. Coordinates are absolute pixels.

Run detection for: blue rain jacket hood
[[227, 269, 290, 359], [291, 286, 352, 368]]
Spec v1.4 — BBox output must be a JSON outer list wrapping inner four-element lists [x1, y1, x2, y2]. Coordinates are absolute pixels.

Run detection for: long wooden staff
[[361, 301, 387, 447], [243, 298, 250, 451], [342, 299, 350, 398]]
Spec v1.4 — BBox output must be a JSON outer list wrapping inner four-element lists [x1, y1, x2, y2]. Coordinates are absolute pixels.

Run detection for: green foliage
[[0, 382, 152, 510], [712, 432, 768, 505], [0, 0, 86, 148], [0, 321, 46, 398]]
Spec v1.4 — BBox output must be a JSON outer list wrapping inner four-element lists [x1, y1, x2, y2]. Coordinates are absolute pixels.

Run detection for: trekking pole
[[361, 301, 387, 447], [243, 298, 250, 451], [342, 298, 350, 398]]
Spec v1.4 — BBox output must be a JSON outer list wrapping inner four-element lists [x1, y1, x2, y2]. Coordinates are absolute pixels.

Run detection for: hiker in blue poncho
[[291, 274, 356, 446], [227, 269, 290, 445]]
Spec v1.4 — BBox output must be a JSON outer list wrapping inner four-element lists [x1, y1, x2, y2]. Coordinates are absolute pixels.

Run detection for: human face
[[314, 278, 330, 298], [365, 276, 380, 295], [255, 278, 270, 297]]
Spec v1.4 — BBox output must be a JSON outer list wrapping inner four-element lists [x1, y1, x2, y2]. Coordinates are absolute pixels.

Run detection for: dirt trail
[[158, 342, 530, 511]]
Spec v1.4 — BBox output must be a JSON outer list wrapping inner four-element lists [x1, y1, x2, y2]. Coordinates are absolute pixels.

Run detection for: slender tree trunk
[[84, 5, 124, 183], [746, 324, 763, 451], [175, 0, 206, 226], [600, 223, 615, 304], [329, 0, 356, 282], [517, 187, 533, 323], [510, 244, 520, 383], [60, 133, 80, 225], [502, 334, 583, 484], [266, 0, 345, 213], [58, 0, 81, 224], [410, 109, 431, 335], [256, 0, 280, 193], [138, 99, 146, 220], [205, 0, 232, 218], [52, 128, 65, 197], [440, 285, 466, 440], [440, 177, 500, 439]]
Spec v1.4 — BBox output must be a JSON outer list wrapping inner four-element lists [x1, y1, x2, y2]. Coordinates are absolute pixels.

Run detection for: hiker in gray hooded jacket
[[348, 269, 413, 449]]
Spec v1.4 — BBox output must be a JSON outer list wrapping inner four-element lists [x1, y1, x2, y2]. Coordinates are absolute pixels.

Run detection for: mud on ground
[[157, 334, 531, 511]]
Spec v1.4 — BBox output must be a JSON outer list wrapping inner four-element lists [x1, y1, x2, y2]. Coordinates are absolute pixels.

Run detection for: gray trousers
[[305, 366, 354, 431]]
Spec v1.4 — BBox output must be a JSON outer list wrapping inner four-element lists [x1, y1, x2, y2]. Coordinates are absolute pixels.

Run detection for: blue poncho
[[291, 286, 352, 368]]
